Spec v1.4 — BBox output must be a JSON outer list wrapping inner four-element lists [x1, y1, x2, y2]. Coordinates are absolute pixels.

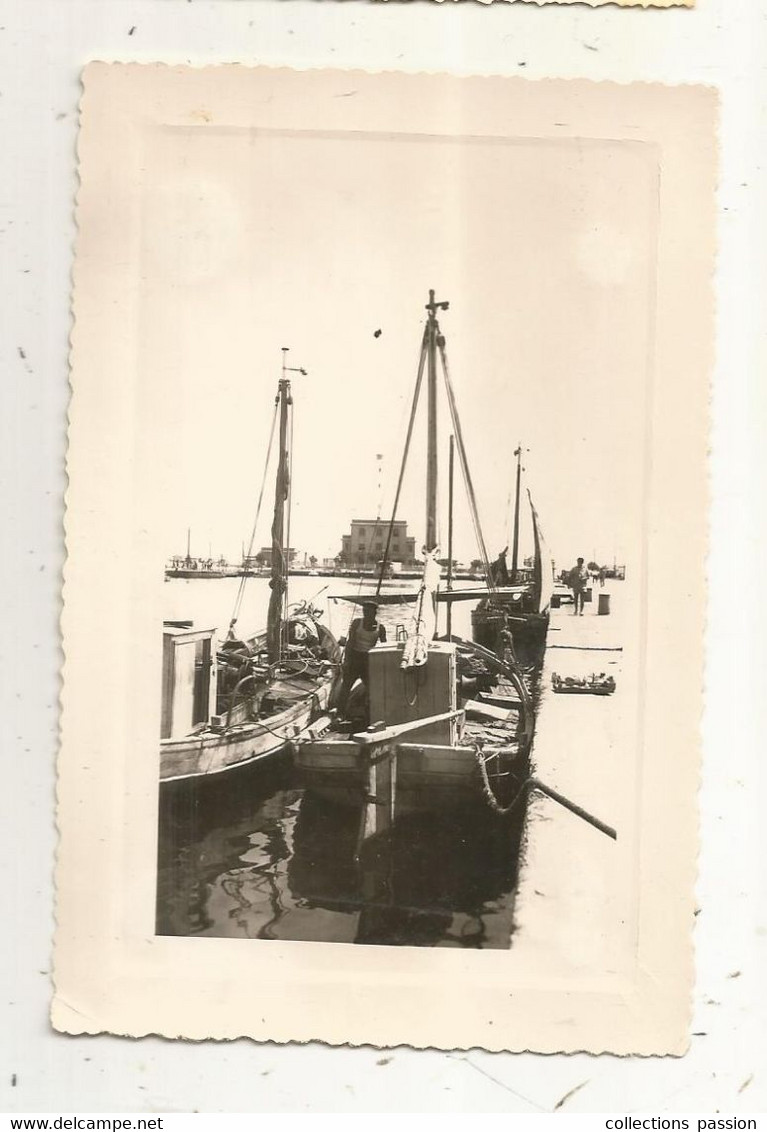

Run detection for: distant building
[[246, 546, 298, 569], [340, 519, 416, 567]]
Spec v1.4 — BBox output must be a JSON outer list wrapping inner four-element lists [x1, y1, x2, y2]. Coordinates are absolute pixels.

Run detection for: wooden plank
[[306, 715, 332, 739], [396, 743, 477, 781], [464, 699, 513, 723], [549, 644, 622, 652], [352, 709, 463, 747], [477, 692, 522, 710], [358, 744, 398, 852]]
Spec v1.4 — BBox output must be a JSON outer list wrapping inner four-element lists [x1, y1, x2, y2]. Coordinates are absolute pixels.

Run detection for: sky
[[136, 125, 657, 571]]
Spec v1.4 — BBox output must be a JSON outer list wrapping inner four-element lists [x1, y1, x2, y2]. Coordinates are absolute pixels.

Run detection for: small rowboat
[[551, 672, 615, 696]]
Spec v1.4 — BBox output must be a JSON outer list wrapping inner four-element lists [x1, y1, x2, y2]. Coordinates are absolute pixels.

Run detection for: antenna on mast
[[375, 453, 384, 520], [282, 346, 307, 379]]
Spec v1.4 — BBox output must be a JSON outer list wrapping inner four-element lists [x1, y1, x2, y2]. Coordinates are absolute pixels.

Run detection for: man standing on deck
[[336, 601, 387, 717], [568, 557, 589, 616], [489, 547, 510, 587]]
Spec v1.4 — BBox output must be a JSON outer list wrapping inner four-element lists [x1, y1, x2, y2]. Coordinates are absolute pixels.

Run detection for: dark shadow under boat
[[287, 788, 529, 948]]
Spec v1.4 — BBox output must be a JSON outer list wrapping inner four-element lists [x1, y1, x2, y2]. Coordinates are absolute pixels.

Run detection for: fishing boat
[[165, 530, 229, 578], [159, 351, 341, 784], [292, 292, 536, 841], [449, 447, 553, 665], [409, 446, 552, 668], [468, 455, 552, 661]]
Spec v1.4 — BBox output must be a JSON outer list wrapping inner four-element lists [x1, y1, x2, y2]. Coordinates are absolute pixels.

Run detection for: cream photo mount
[[55, 64, 716, 1053]]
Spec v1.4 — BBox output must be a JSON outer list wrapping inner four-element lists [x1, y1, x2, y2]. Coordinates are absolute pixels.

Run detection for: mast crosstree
[[374, 291, 494, 600]]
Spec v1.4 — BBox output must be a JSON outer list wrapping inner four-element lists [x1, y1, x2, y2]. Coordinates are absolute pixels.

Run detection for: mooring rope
[[472, 749, 617, 840], [473, 746, 529, 816]]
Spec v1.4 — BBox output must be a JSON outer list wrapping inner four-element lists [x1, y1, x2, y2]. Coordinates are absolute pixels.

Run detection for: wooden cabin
[[368, 641, 459, 746], [161, 623, 217, 740]]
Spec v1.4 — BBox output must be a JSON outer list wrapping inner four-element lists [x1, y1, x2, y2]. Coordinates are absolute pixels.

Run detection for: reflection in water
[[291, 791, 526, 948], [157, 754, 529, 948]]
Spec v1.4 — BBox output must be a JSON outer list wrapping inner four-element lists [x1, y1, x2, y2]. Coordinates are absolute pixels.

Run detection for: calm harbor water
[[156, 574, 530, 949]]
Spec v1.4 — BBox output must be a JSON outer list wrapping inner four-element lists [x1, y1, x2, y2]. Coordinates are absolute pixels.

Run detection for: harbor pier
[[511, 578, 637, 979]]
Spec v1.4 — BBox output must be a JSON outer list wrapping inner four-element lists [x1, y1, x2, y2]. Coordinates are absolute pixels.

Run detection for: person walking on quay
[[337, 601, 387, 716], [568, 556, 590, 616]]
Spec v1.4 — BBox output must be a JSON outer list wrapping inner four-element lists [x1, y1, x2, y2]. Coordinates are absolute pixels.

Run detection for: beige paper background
[[55, 65, 715, 1054]]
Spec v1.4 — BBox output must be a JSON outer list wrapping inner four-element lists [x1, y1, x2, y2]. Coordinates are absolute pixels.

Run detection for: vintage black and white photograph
[[55, 65, 714, 1051], [151, 116, 651, 950]]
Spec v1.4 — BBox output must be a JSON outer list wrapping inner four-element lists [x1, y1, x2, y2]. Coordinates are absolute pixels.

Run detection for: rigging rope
[[227, 396, 280, 638], [375, 323, 429, 595], [436, 340, 495, 589], [504, 456, 514, 550]]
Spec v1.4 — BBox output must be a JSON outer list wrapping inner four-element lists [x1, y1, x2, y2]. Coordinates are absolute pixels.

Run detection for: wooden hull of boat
[[160, 679, 333, 783], [294, 739, 524, 815], [472, 602, 549, 663]]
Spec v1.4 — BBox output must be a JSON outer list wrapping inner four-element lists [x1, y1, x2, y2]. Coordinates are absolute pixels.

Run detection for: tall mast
[[266, 348, 305, 665], [446, 434, 455, 641], [510, 444, 522, 582], [425, 289, 449, 552], [186, 527, 191, 564]]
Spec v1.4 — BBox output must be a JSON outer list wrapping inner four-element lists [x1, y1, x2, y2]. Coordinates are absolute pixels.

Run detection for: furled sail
[[267, 381, 291, 663], [401, 549, 441, 669], [528, 489, 554, 615]]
